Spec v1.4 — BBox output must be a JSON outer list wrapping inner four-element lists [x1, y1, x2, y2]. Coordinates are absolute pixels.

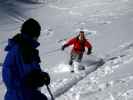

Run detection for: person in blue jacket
[[2, 18, 50, 100]]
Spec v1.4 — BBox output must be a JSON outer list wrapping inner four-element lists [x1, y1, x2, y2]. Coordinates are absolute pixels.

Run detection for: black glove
[[41, 71, 50, 86], [61, 44, 68, 51], [87, 48, 92, 55], [24, 69, 50, 89]]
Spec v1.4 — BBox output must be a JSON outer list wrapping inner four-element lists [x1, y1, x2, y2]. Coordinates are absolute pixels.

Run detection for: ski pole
[[46, 85, 55, 100], [44, 48, 61, 55]]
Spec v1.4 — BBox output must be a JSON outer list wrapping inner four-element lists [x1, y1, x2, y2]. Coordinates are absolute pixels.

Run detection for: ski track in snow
[[48, 41, 133, 99], [48, 5, 70, 10], [68, 75, 133, 100], [51, 63, 100, 98]]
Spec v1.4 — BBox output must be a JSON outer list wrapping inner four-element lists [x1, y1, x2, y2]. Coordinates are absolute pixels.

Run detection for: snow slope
[[57, 41, 133, 100], [0, 0, 133, 100]]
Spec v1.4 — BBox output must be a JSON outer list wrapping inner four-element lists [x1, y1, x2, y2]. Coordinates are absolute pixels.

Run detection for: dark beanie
[[21, 18, 41, 38]]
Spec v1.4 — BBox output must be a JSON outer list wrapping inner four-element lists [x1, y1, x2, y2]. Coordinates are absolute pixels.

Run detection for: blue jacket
[[2, 34, 47, 100]]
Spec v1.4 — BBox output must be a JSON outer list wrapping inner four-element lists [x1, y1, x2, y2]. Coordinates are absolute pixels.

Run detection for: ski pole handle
[[46, 85, 55, 100]]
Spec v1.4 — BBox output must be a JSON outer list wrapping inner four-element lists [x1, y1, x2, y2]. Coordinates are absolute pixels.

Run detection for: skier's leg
[[69, 58, 73, 66], [72, 53, 81, 72], [77, 53, 85, 70], [69, 52, 76, 72], [77, 53, 83, 62], [69, 54, 73, 66]]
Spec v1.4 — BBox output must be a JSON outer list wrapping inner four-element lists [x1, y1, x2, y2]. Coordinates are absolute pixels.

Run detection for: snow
[[52, 63, 70, 73], [0, 0, 133, 100]]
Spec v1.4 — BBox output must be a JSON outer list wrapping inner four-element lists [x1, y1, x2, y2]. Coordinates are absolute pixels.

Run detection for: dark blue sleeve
[[2, 49, 16, 88]]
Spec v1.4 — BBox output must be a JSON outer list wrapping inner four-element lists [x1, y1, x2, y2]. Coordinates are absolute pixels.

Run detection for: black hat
[[21, 18, 41, 38]]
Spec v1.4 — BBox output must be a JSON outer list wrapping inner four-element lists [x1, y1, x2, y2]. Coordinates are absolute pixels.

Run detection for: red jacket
[[65, 37, 92, 54]]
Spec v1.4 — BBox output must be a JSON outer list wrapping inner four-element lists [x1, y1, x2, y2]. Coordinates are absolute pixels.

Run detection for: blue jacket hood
[[5, 34, 40, 51]]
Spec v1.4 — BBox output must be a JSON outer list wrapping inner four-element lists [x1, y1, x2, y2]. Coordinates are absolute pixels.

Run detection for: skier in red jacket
[[61, 31, 92, 72]]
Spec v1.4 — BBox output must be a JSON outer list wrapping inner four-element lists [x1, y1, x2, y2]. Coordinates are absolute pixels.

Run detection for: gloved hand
[[42, 72, 50, 86], [61, 44, 68, 51], [24, 70, 50, 88], [87, 48, 92, 55], [61, 45, 65, 51]]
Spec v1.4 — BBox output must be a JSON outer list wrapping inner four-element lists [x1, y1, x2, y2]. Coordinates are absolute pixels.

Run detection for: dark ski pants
[[69, 52, 83, 66]]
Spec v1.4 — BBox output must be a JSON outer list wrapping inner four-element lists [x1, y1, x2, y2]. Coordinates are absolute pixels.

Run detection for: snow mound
[[52, 63, 70, 73]]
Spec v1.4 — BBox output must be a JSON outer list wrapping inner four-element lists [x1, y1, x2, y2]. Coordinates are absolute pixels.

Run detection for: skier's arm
[[85, 40, 92, 55], [61, 38, 75, 50]]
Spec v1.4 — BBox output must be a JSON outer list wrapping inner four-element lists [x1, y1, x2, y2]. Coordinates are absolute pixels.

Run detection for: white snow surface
[[0, 0, 133, 100]]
